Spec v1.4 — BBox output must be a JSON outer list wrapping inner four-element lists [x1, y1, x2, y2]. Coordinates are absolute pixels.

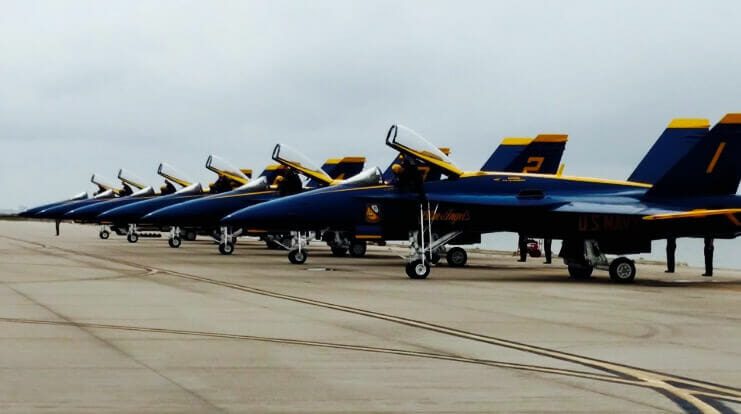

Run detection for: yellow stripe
[[533, 134, 568, 143], [340, 157, 366, 163], [322, 157, 366, 165], [355, 235, 383, 240], [667, 118, 710, 129], [719, 113, 741, 124], [706, 142, 726, 173], [458, 171, 652, 188], [643, 208, 741, 221], [263, 164, 287, 171], [500, 137, 533, 146]]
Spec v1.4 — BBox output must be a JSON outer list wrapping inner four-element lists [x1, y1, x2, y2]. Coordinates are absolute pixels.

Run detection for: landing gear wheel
[[219, 241, 234, 255], [184, 230, 197, 241], [568, 264, 593, 279], [288, 249, 308, 265], [127, 233, 139, 243], [348, 240, 367, 257], [446, 247, 468, 267], [99, 230, 110, 240], [406, 260, 430, 279], [430, 253, 441, 265], [330, 246, 348, 257], [168, 237, 182, 248], [609, 257, 636, 283]]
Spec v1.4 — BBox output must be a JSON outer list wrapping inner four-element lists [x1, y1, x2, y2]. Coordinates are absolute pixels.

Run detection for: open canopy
[[157, 163, 193, 188], [385, 124, 463, 177], [117, 169, 148, 190], [272, 144, 333, 185], [206, 155, 250, 185], [90, 174, 120, 194]]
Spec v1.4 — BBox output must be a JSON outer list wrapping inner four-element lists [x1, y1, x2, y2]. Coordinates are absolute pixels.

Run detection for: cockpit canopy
[[206, 155, 250, 185], [117, 169, 148, 190], [336, 167, 384, 188], [157, 163, 193, 188], [272, 144, 333, 185], [90, 174, 119, 193], [385, 124, 463, 177]]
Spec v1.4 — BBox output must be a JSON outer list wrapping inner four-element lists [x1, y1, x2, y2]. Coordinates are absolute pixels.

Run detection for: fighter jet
[[141, 148, 367, 254], [320, 134, 569, 263], [21, 173, 134, 235], [221, 116, 740, 282], [96, 155, 252, 243], [62, 164, 194, 239]]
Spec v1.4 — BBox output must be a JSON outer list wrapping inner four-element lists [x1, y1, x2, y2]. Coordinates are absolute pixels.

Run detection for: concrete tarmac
[[0, 221, 739, 413]]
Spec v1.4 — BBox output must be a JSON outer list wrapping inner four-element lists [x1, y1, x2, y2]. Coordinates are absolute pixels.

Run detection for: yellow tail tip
[[500, 137, 533, 146], [667, 118, 710, 129]]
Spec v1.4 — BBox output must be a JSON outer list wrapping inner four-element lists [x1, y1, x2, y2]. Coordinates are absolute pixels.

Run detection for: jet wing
[[552, 201, 676, 216], [643, 208, 741, 224]]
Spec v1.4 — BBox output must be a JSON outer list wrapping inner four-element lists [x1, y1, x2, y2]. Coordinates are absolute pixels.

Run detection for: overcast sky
[[1, 1, 739, 266]]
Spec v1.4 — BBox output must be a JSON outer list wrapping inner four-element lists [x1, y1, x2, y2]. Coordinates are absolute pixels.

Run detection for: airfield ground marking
[[1, 235, 739, 413]]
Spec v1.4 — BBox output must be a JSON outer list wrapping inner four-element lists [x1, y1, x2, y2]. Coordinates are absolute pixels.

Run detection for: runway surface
[[0, 221, 739, 413]]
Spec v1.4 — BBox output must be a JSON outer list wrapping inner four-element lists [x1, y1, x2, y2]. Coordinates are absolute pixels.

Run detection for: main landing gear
[[326, 232, 367, 258], [403, 201, 464, 279], [562, 240, 636, 283]]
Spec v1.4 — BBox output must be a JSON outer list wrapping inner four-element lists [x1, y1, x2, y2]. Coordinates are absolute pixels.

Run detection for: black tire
[[609, 257, 636, 283], [99, 230, 110, 240], [529, 250, 542, 258], [127, 233, 138, 243], [405, 260, 430, 279], [348, 240, 367, 257], [568, 264, 593, 279], [168, 237, 182, 248], [184, 230, 197, 241], [430, 253, 441, 265], [446, 247, 468, 267], [219, 241, 235, 255], [330, 246, 348, 257], [288, 249, 308, 265]]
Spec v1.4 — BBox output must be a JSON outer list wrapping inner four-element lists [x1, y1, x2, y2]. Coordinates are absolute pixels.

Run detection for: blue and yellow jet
[[221, 116, 740, 282]]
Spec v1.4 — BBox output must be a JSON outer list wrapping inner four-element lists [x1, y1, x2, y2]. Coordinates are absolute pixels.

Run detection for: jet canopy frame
[[385, 124, 463, 178], [272, 144, 334, 185], [206, 155, 250, 185], [157, 163, 193, 188]]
